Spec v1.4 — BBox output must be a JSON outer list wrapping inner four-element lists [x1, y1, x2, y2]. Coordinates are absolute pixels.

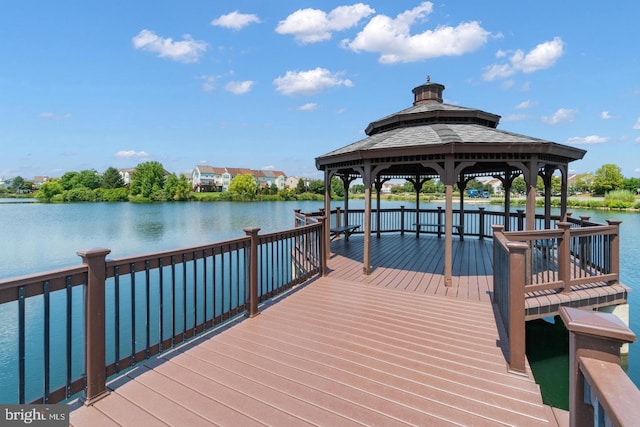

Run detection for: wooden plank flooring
[[70, 234, 558, 426], [328, 234, 495, 303]]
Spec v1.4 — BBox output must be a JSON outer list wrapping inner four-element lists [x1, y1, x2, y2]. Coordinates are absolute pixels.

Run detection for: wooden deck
[[70, 234, 572, 426]]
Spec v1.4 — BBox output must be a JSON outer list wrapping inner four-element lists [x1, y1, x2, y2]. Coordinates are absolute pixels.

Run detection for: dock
[[70, 235, 568, 426]]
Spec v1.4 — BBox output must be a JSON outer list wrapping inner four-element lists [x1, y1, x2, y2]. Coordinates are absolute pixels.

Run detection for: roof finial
[[427, 75, 431, 83]]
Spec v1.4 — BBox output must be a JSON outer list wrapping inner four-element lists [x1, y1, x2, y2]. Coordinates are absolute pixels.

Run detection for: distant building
[[32, 176, 49, 189], [285, 176, 311, 190], [192, 166, 287, 192], [118, 169, 136, 186]]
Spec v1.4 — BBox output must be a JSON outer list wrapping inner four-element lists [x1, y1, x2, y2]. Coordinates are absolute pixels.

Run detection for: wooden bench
[[414, 223, 464, 240], [330, 224, 360, 241]]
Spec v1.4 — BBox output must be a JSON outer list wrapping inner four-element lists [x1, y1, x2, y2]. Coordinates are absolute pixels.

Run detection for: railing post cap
[[557, 221, 572, 229], [243, 227, 261, 235], [77, 248, 111, 258], [560, 307, 637, 344], [505, 241, 529, 251], [607, 219, 623, 226], [491, 224, 504, 231]]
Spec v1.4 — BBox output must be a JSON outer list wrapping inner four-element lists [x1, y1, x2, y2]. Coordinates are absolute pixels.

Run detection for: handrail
[[560, 307, 638, 427], [492, 219, 622, 373], [306, 206, 564, 239], [0, 220, 325, 405], [579, 357, 640, 427]]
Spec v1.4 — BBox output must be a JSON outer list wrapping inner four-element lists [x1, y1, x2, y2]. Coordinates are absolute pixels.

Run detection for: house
[[118, 169, 136, 186], [32, 176, 49, 189], [192, 166, 287, 192]]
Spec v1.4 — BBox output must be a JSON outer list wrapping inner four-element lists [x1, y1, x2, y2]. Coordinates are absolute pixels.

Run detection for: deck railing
[[0, 219, 325, 405], [560, 306, 639, 427], [311, 206, 563, 239], [492, 220, 621, 373]]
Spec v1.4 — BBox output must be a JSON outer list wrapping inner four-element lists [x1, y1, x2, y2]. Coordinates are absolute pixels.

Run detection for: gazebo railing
[[310, 206, 564, 239]]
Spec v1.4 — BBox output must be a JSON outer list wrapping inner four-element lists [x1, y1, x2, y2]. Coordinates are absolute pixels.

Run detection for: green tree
[[59, 172, 80, 190], [295, 178, 306, 194], [102, 167, 125, 189], [171, 174, 192, 201], [77, 169, 101, 189], [593, 164, 623, 196], [35, 180, 64, 201], [10, 176, 25, 193], [308, 179, 324, 194], [350, 184, 366, 194], [571, 173, 594, 194], [130, 161, 166, 198], [511, 176, 526, 195], [621, 177, 640, 194], [270, 183, 278, 195], [421, 180, 436, 194], [330, 177, 344, 197], [228, 174, 257, 199]]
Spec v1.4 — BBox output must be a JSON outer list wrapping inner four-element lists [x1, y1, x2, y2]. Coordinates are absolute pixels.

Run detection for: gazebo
[[315, 78, 586, 285]]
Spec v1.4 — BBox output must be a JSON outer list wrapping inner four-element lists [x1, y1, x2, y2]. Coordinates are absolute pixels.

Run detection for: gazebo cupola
[[316, 78, 586, 281], [412, 77, 444, 105]]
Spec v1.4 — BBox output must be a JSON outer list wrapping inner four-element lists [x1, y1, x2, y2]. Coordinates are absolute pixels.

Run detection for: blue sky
[[2, 1, 639, 181]]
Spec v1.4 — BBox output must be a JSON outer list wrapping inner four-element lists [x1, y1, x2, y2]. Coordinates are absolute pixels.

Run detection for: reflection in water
[[134, 221, 164, 240]]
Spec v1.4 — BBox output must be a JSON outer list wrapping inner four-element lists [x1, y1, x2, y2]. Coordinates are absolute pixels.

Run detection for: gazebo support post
[[542, 166, 554, 230], [374, 176, 390, 239], [524, 157, 538, 230], [559, 164, 569, 221], [443, 155, 455, 286], [323, 169, 333, 261], [362, 162, 372, 274]]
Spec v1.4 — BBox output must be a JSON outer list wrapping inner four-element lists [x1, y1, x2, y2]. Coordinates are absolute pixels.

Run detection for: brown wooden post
[[506, 241, 528, 374], [560, 307, 637, 427], [335, 206, 342, 228], [606, 220, 621, 281], [579, 216, 591, 270], [516, 209, 525, 231], [77, 248, 111, 405], [294, 209, 301, 226], [478, 207, 485, 240], [557, 221, 572, 293], [243, 227, 260, 318], [400, 205, 405, 236], [318, 216, 327, 277]]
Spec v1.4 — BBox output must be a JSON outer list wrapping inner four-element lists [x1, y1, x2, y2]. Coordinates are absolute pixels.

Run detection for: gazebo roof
[[315, 79, 586, 176]]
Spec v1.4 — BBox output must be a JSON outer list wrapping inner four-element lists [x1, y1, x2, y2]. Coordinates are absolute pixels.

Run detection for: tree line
[[1, 161, 345, 203]]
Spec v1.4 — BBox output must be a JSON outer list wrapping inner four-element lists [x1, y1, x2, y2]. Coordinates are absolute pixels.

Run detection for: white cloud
[[483, 37, 564, 81], [601, 111, 612, 119], [343, 2, 490, 63], [516, 100, 533, 110], [39, 112, 72, 119], [273, 67, 353, 96], [225, 80, 254, 94], [115, 150, 150, 159], [132, 29, 206, 63], [261, 165, 275, 170], [542, 108, 576, 125], [502, 113, 529, 122], [276, 4, 375, 44], [633, 117, 640, 129], [200, 75, 217, 92], [297, 103, 318, 111], [566, 135, 609, 145], [211, 11, 261, 30], [636, 137, 640, 143]]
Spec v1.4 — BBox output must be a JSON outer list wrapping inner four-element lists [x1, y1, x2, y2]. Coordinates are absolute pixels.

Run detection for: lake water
[[0, 200, 638, 404]]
